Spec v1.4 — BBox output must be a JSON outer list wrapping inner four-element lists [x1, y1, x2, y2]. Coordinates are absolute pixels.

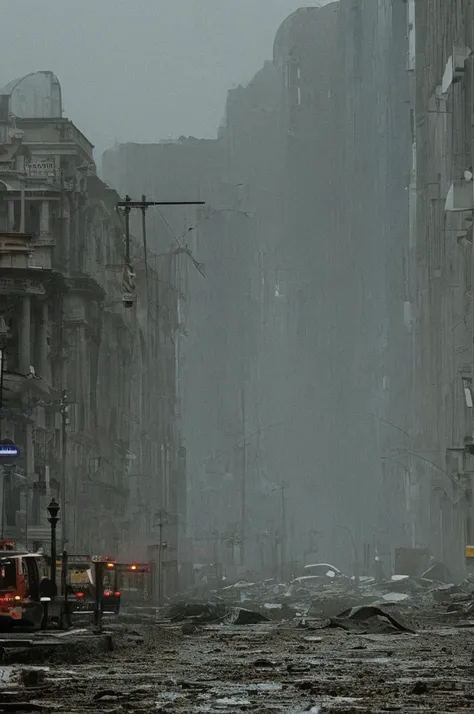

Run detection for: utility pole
[[240, 388, 247, 566], [141, 195, 149, 291], [280, 483, 286, 582], [212, 529, 220, 589], [0, 320, 8, 539], [117, 195, 205, 308], [158, 516, 163, 606], [155, 509, 169, 606], [60, 390, 69, 549]]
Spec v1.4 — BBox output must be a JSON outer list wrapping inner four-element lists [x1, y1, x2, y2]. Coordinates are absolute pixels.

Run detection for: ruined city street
[[2, 2, 474, 712], [2, 606, 474, 713]]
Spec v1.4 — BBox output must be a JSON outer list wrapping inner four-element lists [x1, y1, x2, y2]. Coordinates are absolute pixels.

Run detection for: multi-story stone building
[[0, 72, 181, 589]]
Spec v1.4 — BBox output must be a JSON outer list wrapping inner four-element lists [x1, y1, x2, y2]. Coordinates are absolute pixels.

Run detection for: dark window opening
[[0, 559, 17, 591]]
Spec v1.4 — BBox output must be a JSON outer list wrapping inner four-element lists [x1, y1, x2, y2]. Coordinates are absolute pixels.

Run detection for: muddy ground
[[2, 616, 474, 713]]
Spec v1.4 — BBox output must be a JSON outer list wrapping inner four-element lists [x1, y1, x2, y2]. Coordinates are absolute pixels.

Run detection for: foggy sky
[[1, 0, 328, 157]]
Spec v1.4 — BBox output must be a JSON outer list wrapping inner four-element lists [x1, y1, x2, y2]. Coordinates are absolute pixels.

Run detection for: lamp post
[[47, 498, 60, 596], [0, 319, 10, 541], [59, 390, 69, 549]]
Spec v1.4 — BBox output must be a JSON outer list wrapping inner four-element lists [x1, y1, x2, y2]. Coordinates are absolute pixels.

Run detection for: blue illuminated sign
[[0, 442, 20, 458]]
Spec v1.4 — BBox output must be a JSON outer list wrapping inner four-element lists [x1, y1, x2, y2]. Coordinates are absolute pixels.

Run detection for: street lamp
[[0, 319, 10, 543], [59, 390, 69, 549], [47, 498, 60, 596]]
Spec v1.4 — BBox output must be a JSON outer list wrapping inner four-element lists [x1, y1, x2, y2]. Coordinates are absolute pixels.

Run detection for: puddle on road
[[159, 691, 186, 702], [0, 667, 15, 687], [352, 656, 393, 664], [1, 665, 50, 688], [248, 682, 282, 692], [289, 697, 363, 713], [214, 697, 251, 708]]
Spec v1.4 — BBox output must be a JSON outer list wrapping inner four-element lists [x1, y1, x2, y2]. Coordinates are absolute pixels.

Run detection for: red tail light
[[104, 590, 111, 597], [76, 592, 84, 598], [114, 591, 121, 597]]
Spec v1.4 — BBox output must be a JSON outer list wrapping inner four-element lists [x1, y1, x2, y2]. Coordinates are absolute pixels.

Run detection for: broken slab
[[326, 605, 416, 634], [230, 608, 270, 625], [421, 562, 453, 584], [167, 602, 227, 623]]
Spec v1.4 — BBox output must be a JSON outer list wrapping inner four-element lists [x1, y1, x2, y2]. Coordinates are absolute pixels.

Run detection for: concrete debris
[[181, 622, 199, 635], [166, 601, 270, 626], [0, 704, 43, 712], [433, 585, 461, 604], [421, 562, 453, 584], [168, 602, 227, 623], [93, 690, 122, 701], [307, 595, 360, 619], [254, 658, 277, 668], [165, 565, 474, 638], [379, 592, 410, 603], [412, 681, 429, 695], [230, 608, 270, 625], [326, 605, 416, 634], [287, 662, 311, 674], [20, 668, 46, 688], [4, 590, 474, 712]]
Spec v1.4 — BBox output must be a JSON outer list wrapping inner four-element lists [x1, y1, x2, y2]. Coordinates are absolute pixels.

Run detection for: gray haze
[[1, 0, 473, 592], [1, 0, 328, 155]]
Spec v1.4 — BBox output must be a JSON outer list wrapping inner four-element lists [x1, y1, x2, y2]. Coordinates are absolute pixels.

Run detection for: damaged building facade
[[103, 1, 474, 576], [0, 72, 182, 589], [102, 4, 362, 573]]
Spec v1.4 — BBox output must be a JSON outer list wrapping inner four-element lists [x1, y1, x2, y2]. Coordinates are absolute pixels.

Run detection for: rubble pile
[[168, 561, 474, 633]]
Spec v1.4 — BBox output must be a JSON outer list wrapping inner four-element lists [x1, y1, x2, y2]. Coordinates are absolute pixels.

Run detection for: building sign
[[26, 158, 55, 177], [0, 162, 15, 173], [0, 439, 20, 458]]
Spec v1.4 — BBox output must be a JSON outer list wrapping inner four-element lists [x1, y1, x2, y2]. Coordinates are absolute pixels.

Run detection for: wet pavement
[[1, 617, 474, 712]]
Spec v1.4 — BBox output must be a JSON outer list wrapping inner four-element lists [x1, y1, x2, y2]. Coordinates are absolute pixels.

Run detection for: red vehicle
[[0, 548, 44, 630]]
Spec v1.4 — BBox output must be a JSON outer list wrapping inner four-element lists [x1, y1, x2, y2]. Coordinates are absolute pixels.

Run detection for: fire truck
[[0, 539, 153, 630], [0, 540, 45, 630]]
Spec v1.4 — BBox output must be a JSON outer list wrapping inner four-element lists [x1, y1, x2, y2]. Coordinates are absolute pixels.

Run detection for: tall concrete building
[[334, 0, 474, 574], [0, 72, 181, 590], [102, 1, 474, 577], [102, 5, 361, 572], [410, 1, 474, 572], [334, 0, 416, 563]]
